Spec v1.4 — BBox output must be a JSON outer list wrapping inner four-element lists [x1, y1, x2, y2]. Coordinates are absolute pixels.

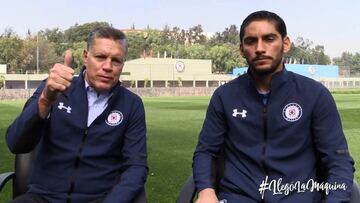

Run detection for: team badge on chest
[[106, 110, 123, 126], [282, 103, 302, 122]]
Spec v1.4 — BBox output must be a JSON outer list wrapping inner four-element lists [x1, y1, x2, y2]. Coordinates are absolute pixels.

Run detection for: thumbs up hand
[[43, 50, 75, 102], [38, 50, 75, 118]]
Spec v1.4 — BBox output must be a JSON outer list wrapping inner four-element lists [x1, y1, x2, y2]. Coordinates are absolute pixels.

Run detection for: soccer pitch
[[0, 94, 359, 202]]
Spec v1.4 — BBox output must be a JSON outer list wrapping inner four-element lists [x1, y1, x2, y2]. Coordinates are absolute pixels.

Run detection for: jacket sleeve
[[192, 91, 226, 192], [312, 88, 354, 202], [6, 81, 48, 154], [103, 98, 148, 203]]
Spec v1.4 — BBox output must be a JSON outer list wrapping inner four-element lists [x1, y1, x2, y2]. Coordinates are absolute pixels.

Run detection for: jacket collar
[[246, 65, 289, 92], [63, 66, 122, 98], [270, 67, 289, 90]]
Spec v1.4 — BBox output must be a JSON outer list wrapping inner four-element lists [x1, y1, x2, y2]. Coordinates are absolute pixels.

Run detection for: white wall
[[0, 64, 6, 74]]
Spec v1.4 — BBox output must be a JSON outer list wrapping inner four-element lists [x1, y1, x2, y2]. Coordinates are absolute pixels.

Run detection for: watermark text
[[258, 176, 347, 199]]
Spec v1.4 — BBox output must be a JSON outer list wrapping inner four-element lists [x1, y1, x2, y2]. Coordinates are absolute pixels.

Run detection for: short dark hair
[[86, 26, 128, 54], [239, 10, 287, 43]]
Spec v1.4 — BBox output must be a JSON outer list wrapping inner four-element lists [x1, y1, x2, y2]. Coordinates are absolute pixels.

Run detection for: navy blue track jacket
[[193, 69, 354, 202], [6, 69, 148, 203]]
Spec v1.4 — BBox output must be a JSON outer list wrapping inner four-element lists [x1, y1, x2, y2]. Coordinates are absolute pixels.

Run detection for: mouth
[[253, 56, 272, 62], [253, 56, 272, 65], [98, 75, 113, 82]]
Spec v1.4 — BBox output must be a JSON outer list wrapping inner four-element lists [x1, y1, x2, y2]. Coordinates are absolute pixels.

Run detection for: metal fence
[[317, 77, 360, 89]]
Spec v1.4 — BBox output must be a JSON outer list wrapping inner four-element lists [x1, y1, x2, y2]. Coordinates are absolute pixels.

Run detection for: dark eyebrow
[[263, 33, 278, 38], [243, 36, 257, 42], [243, 33, 280, 43]]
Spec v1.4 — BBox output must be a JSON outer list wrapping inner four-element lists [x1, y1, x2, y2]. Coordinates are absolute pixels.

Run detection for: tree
[[126, 32, 145, 59], [186, 24, 207, 45], [40, 28, 65, 44], [209, 24, 239, 45], [143, 29, 163, 57], [224, 25, 240, 44], [285, 37, 312, 64], [207, 44, 246, 73], [70, 42, 87, 73], [0, 22, 342, 76], [65, 22, 111, 43], [39, 28, 67, 56], [353, 53, 360, 75], [171, 26, 186, 45], [285, 37, 331, 65], [19, 35, 61, 73], [1, 28, 17, 38], [334, 52, 360, 76], [160, 26, 186, 46], [160, 25, 172, 44], [0, 30, 23, 73], [185, 44, 207, 59], [312, 45, 330, 65]]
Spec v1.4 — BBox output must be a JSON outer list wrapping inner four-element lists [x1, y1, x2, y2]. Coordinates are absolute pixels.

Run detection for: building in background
[[2, 61, 360, 90], [121, 58, 231, 88], [1, 58, 232, 89]]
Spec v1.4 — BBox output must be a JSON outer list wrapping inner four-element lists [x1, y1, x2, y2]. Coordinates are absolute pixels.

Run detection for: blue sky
[[1, 0, 359, 58]]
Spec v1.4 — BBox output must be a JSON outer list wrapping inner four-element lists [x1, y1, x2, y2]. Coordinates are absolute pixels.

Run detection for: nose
[[102, 58, 112, 71], [255, 40, 266, 54]]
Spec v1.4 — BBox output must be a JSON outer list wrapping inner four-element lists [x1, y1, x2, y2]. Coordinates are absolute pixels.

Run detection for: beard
[[246, 57, 282, 77], [247, 54, 284, 77]]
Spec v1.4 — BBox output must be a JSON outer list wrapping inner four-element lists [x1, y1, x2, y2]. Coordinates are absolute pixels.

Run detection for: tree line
[[0, 22, 359, 75]]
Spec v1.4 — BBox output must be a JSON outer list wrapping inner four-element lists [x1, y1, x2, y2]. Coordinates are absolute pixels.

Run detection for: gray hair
[[86, 26, 128, 54]]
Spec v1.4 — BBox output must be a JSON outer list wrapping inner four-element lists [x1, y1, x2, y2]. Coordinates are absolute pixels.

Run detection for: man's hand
[[38, 50, 74, 118], [195, 188, 219, 203]]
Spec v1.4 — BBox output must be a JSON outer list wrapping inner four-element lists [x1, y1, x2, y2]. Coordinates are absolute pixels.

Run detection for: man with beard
[[193, 10, 354, 203]]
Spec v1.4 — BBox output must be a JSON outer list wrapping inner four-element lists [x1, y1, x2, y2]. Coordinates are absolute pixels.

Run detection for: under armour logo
[[58, 102, 72, 114], [232, 109, 247, 118]]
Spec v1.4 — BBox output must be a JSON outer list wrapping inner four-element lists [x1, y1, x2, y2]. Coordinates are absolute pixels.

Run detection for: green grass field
[[0, 94, 359, 202]]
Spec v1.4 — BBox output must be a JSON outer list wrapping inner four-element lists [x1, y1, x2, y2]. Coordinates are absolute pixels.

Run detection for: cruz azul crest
[[106, 110, 123, 126], [282, 103, 302, 122]]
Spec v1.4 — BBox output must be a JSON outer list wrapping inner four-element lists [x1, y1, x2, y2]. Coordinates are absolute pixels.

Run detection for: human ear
[[282, 36, 291, 53]]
